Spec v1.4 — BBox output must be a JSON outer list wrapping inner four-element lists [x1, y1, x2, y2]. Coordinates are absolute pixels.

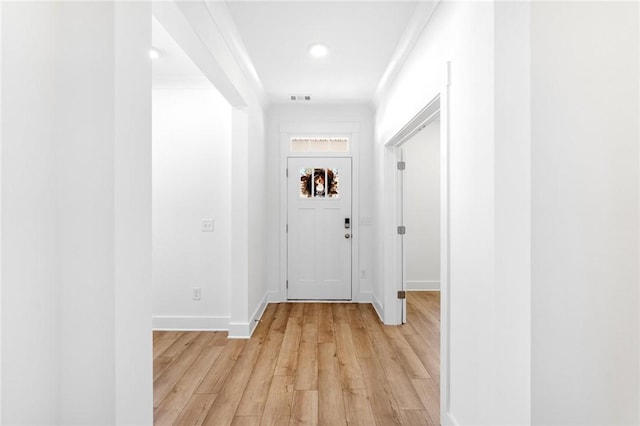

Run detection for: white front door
[[287, 157, 352, 300]]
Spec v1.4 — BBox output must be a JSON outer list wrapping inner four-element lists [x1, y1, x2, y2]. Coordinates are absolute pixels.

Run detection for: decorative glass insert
[[300, 168, 339, 198], [290, 137, 349, 153]]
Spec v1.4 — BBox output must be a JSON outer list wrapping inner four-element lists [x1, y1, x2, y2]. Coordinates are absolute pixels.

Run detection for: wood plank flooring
[[153, 291, 440, 426]]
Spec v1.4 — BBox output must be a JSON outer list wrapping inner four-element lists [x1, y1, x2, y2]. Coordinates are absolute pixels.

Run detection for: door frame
[[277, 122, 362, 303], [395, 112, 441, 324], [383, 63, 450, 424]]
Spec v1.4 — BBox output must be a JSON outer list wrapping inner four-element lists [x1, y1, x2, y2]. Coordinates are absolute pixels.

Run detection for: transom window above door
[[290, 137, 349, 153]]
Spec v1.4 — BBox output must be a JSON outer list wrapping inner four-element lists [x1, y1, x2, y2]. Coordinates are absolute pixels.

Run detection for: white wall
[[378, 0, 639, 424], [56, 4, 119, 420], [265, 104, 375, 303], [2, 3, 60, 423], [531, 2, 639, 424], [375, 1, 531, 424], [493, 2, 532, 424], [403, 119, 440, 291], [113, 5, 153, 424], [152, 88, 232, 330], [2, 2, 152, 424]]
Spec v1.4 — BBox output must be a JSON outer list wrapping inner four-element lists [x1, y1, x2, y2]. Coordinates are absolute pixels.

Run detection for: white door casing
[[287, 157, 352, 300], [399, 148, 407, 324]]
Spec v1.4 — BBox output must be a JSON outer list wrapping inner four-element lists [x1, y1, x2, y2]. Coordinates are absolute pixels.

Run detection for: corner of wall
[[229, 291, 268, 339]]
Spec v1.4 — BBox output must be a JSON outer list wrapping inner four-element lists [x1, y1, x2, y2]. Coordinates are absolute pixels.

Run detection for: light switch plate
[[201, 218, 214, 232]]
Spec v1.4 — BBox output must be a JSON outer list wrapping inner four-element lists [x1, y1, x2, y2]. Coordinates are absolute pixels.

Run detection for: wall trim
[[407, 280, 440, 291], [372, 293, 384, 322], [382, 72, 450, 423], [279, 121, 362, 304], [152, 315, 229, 331], [248, 293, 269, 337], [227, 292, 270, 339], [152, 1, 246, 108], [203, 1, 268, 108], [373, 0, 440, 107], [228, 322, 251, 339]]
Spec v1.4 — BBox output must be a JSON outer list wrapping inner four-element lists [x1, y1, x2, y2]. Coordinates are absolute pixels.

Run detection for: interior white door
[[287, 157, 352, 300]]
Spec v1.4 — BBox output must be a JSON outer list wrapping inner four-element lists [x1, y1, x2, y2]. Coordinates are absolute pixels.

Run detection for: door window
[[299, 168, 340, 198]]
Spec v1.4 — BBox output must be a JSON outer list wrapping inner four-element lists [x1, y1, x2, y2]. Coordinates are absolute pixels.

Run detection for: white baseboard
[[372, 293, 384, 322], [248, 293, 268, 337], [152, 315, 229, 331], [407, 280, 440, 291], [228, 292, 269, 339], [227, 322, 251, 339]]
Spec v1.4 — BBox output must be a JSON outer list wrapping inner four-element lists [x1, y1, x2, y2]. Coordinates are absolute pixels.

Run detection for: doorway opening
[[399, 117, 441, 323], [151, 15, 234, 332], [384, 90, 450, 424], [397, 117, 442, 422], [278, 122, 361, 303]]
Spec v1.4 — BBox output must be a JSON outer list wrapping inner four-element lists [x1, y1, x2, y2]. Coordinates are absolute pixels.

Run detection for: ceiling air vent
[[289, 94, 312, 102]]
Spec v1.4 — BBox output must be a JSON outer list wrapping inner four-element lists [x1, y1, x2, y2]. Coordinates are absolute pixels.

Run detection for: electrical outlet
[[192, 287, 201, 300], [360, 269, 368, 279], [201, 218, 214, 232]]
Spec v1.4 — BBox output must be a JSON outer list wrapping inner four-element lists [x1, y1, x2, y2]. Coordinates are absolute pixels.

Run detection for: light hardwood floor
[[153, 291, 440, 426]]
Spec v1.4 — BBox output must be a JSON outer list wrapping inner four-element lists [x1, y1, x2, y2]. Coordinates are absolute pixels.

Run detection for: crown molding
[[372, 1, 440, 108], [204, 1, 269, 109]]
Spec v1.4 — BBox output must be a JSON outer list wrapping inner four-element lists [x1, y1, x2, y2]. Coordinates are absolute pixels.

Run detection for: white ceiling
[[225, 1, 419, 104], [152, 2, 425, 104]]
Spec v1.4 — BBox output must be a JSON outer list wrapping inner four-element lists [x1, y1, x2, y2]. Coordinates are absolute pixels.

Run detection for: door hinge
[[286, 224, 288, 233], [397, 290, 406, 299], [397, 161, 406, 170], [397, 225, 406, 235], [286, 168, 288, 177], [286, 280, 289, 289]]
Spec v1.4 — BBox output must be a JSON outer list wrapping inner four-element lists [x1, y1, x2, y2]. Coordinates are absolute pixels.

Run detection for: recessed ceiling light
[[308, 43, 329, 58], [149, 48, 161, 60]]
